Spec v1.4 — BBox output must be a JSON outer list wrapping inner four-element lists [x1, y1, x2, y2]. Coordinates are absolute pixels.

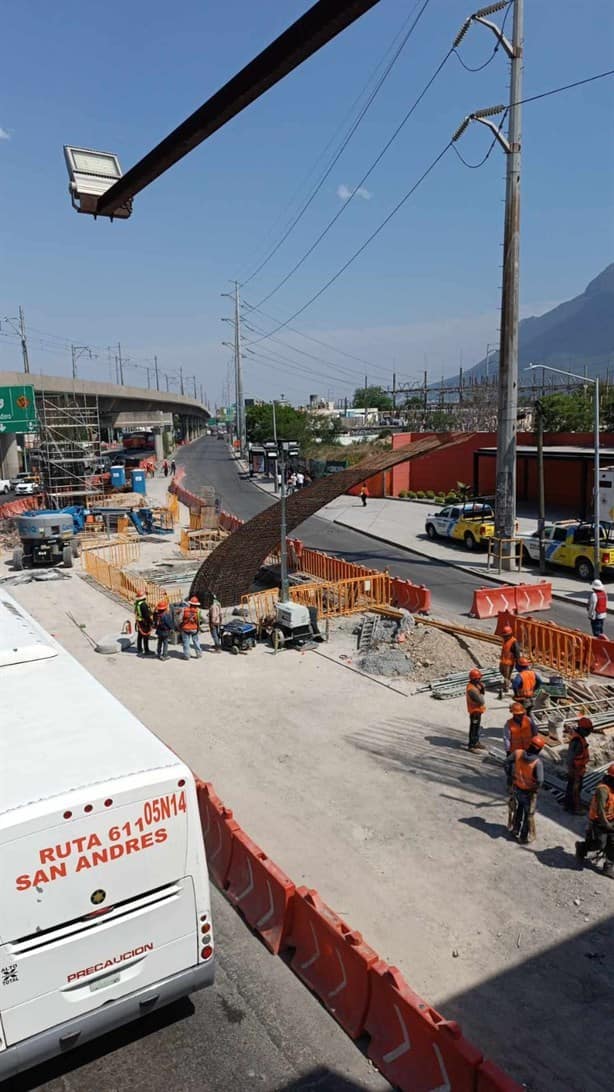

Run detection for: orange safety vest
[[466, 682, 486, 715], [512, 750, 540, 792], [594, 588, 608, 614], [181, 605, 199, 632], [569, 732, 589, 774], [500, 635, 518, 667], [516, 668, 537, 698], [588, 783, 614, 823], [508, 715, 533, 754]]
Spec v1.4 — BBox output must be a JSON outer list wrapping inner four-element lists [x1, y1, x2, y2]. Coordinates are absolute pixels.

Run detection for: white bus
[[0, 588, 214, 1080]]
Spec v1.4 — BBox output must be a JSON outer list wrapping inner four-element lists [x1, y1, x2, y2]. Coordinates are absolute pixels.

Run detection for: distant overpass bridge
[[0, 370, 210, 478]]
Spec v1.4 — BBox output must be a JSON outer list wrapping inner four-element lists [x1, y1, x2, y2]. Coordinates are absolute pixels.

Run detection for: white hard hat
[[592, 579, 604, 589]]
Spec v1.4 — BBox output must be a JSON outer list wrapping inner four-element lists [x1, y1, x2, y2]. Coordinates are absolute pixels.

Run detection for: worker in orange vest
[[134, 594, 153, 657], [575, 764, 614, 878], [466, 668, 486, 753], [511, 656, 543, 712], [564, 717, 593, 814], [587, 578, 608, 637], [498, 624, 521, 698], [503, 703, 536, 830], [504, 735, 546, 843], [179, 595, 203, 660]]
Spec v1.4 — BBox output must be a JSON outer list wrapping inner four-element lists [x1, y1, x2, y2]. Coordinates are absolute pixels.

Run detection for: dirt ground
[[3, 562, 614, 1092]]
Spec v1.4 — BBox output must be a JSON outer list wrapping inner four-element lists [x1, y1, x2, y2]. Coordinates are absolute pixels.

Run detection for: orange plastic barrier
[[287, 887, 378, 1038], [195, 780, 239, 889], [471, 582, 552, 619], [225, 828, 295, 954], [589, 635, 614, 678], [477, 1059, 525, 1091], [391, 576, 432, 614], [218, 509, 244, 533], [365, 960, 483, 1092], [0, 496, 42, 520]]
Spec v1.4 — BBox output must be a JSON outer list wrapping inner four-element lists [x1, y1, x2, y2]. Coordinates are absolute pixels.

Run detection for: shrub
[[408, 490, 417, 499], [398, 489, 408, 498], [416, 490, 425, 499], [426, 489, 436, 499], [444, 491, 458, 504], [435, 493, 445, 504]]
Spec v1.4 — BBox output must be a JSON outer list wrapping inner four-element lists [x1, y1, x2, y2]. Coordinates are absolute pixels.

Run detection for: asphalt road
[[12, 888, 387, 1092], [179, 436, 589, 630]]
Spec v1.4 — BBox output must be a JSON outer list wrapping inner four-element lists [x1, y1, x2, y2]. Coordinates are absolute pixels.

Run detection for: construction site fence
[[166, 491, 180, 523], [179, 527, 227, 556], [497, 608, 614, 680], [241, 573, 392, 623], [0, 496, 44, 521], [495, 611, 592, 678], [195, 778, 522, 1092], [82, 541, 183, 609]]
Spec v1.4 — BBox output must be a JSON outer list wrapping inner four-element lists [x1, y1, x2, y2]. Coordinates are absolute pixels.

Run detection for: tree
[[352, 385, 392, 411], [245, 403, 311, 446], [538, 390, 594, 432]]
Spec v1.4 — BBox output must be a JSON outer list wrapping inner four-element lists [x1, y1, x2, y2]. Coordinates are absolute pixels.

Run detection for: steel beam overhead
[[97, 0, 381, 216]]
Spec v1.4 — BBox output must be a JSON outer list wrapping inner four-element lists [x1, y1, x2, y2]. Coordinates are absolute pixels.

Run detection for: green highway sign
[[0, 385, 38, 434]]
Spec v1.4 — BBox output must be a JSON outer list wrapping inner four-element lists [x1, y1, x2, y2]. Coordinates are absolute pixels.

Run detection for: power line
[[253, 44, 454, 307], [234, 0, 431, 281], [239, 0, 433, 288], [253, 140, 452, 342], [243, 301, 384, 371], [511, 67, 614, 107], [243, 318, 392, 383]]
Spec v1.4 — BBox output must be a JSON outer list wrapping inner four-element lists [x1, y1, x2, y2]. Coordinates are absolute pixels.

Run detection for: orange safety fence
[[495, 611, 591, 677], [179, 527, 227, 556], [82, 542, 183, 608], [298, 546, 378, 583], [241, 573, 392, 623], [166, 491, 180, 523]]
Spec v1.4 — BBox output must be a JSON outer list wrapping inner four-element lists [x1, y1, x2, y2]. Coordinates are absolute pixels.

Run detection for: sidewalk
[[247, 468, 595, 612]]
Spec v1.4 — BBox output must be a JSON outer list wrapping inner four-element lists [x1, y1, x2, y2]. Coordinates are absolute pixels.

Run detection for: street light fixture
[[526, 362, 601, 578]]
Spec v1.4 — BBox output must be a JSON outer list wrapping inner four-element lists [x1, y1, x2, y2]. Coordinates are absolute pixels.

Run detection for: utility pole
[[423, 370, 428, 415], [71, 343, 91, 380], [154, 354, 160, 391], [165, 373, 170, 392], [535, 399, 546, 575], [179, 366, 184, 395], [496, 0, 524, 561], [117, 342, 124, 385], [392, 372, 397, 414], [234, 281, 246, 456], [364, 375, 368, 427], [452, 0, 523, 567], [18, 307, 30, 375]]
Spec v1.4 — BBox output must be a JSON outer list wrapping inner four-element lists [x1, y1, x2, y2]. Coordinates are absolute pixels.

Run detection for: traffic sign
[[0, 385, 38, 434]]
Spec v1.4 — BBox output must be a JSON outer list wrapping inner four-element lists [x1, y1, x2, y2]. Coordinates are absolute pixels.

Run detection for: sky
[[1, 0, 613, 409]]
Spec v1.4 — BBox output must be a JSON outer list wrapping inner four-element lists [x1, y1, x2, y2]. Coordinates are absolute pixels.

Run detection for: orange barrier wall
[[194, 778, 523, 1092], [470, 582, 552, 619], [0, 496, 43, 520]]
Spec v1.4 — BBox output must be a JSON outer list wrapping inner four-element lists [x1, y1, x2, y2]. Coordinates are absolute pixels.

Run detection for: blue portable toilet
[[131, 468, 146, 495], [111, 465, 126, 489]]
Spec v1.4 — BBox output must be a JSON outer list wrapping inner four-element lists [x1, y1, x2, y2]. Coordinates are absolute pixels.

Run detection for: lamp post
[[526, 363, 600, 578], [272, 398, 289, 601]]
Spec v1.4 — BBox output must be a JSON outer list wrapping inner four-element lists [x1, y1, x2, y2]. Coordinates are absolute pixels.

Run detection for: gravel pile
[[359, 649, 413, 677]]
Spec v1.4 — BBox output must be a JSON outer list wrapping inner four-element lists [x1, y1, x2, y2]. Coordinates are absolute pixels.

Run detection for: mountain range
[[462, 263, 614, 383]]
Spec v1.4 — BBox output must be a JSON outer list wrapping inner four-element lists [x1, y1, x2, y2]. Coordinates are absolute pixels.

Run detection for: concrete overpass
[[0, 370, 210, 477]]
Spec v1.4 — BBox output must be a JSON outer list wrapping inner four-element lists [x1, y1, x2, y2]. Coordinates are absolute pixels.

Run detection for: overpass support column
[[0, 433, 20, 479], [153, 427, 164, 464]]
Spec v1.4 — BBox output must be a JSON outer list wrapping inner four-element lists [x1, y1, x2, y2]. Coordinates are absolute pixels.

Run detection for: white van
[[0, 589, 214, 1080]]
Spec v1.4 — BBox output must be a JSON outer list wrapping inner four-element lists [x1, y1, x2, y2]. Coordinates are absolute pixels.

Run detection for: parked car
[[520, 521, 614, 581], [424, 501, 495, 551], [14, 478, 41, 496], [0, 478, 11, 495]]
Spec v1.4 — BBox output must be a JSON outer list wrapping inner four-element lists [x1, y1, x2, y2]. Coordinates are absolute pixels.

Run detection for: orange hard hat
[[469, 668, 482, 680], [156, 601, 167, 611], [189, 596, 200, 605], [510, 702, 525, 715], [518, 656, 530, 667], [577, 717, 593, 732], [530, 735, 547, 751], [502, 625, 513, 635]]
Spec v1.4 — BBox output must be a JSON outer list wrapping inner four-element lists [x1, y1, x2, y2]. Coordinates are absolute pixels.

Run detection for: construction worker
[[179, 595, 203, 660], [134, 594, 153, 657], [511, 656, 542, 712], [575, 764, 614, 878], [504, 735, 546, 844], [466, 668, 486, 753], [154, 600, 174, 661], [503, 703, 536, 830], [587, 578, 608, 637], [564, 717, 593, 814], [360, 485, 369, 508], [498, 624, 521, 698], [208, 593, 223, 653]]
